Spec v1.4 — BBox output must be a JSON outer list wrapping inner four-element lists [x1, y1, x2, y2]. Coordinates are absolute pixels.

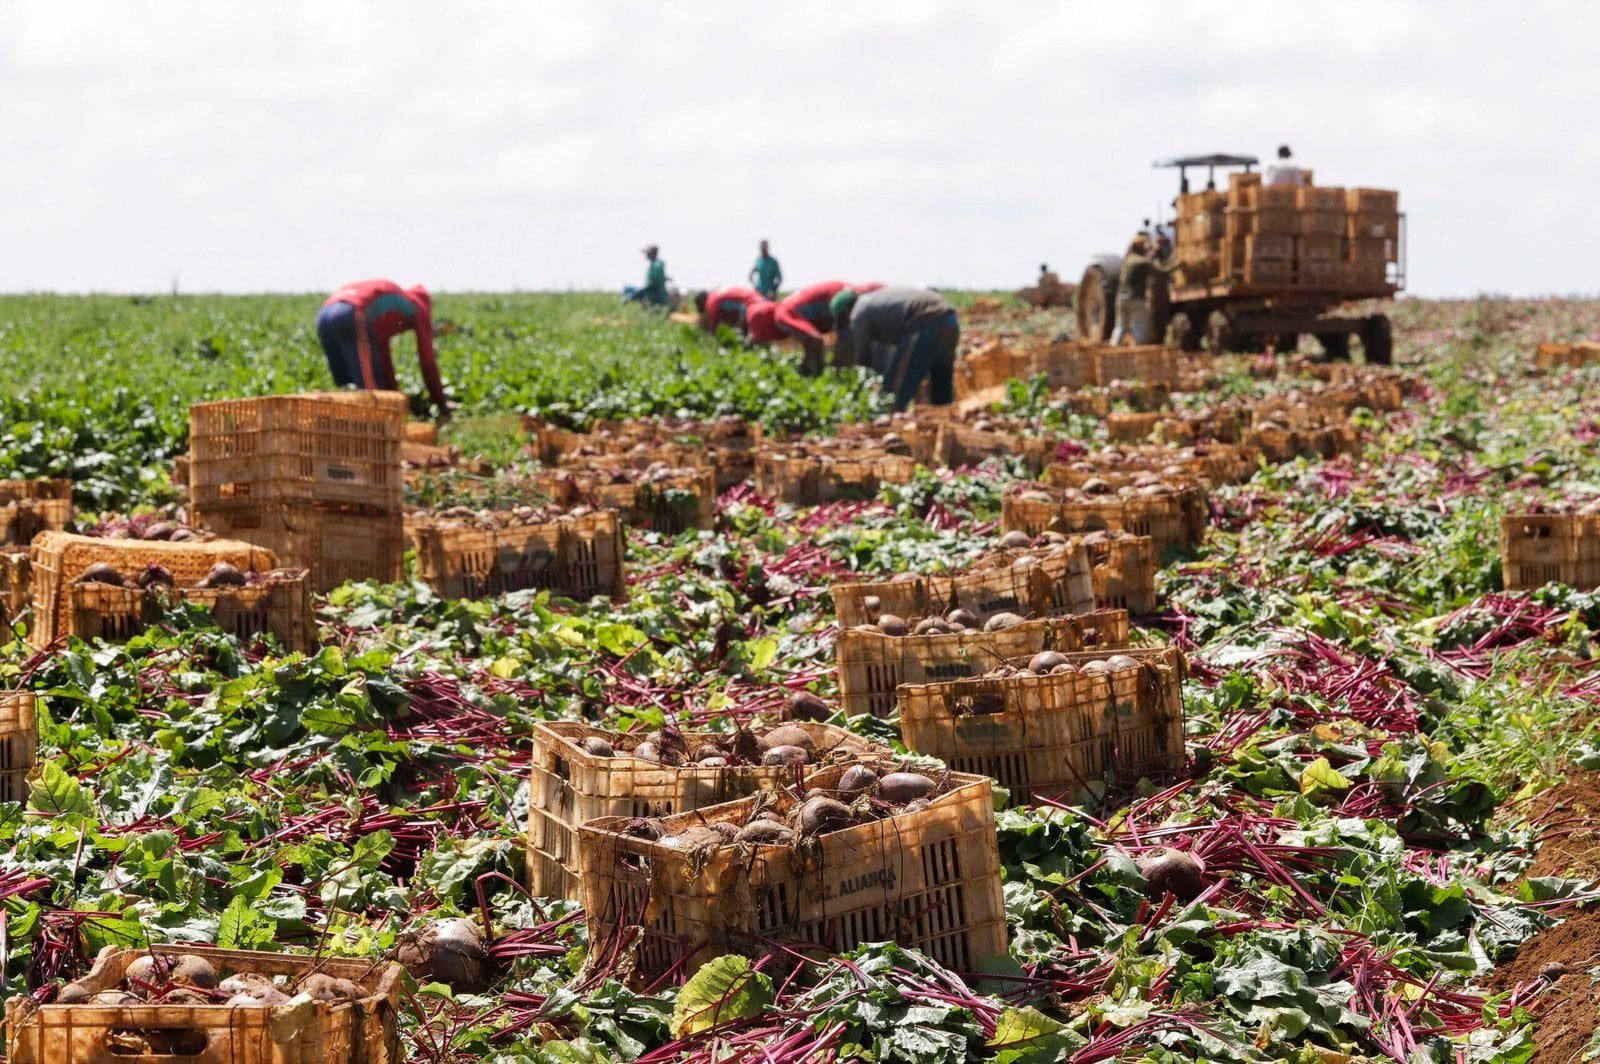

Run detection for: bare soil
[[1490, 772, 1600, 1061]]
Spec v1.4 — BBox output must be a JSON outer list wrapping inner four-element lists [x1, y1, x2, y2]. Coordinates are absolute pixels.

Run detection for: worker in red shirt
[[317, 279, 451, 418], [746, 280, 882, 375], [693, 285, 764, 333]]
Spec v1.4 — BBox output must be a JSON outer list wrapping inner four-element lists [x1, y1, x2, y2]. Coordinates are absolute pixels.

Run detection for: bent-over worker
[[694, 285, 764, 333], [747, 280, 881, 375], [830, 287, 958, 412], [317, 279, 451, 418], [749, 240, 782, 300], [1113, 236, 1176, 346]]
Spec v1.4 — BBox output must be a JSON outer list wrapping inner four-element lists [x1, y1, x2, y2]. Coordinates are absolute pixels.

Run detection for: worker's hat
[[406, 284, 431, 309]]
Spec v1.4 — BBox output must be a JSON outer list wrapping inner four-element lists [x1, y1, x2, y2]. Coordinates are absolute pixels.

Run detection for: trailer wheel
[[1170, 312, 1204, 352], [1315, 332, 1351, 361], [1076, 260, 1119, 342], [1206, 310, 1233, 355], [1359, 315, 1393, 366]]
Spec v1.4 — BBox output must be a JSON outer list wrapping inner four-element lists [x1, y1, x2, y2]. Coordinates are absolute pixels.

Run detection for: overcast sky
[[2, 1, 1594, 297]]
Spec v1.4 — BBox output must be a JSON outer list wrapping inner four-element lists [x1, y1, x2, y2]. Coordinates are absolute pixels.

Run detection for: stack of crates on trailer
[[1501, 512, 1600, 590], [1296, 185, 1348, 286], [897, 647, 1186, 803], [188, 392, 406, 591], [528, 720, 887, 902], [1173, 189, 1227, 285], [1535, 342, 1600, 373], [407, 509, 627, 601], [1346, 188, 1401, 287], [0, 691, 37, 803], [6, 945, 403, 1064], [0, 479, 73, 548], [578, 758, 1009, 984], [1224, 173, 1296, 286]]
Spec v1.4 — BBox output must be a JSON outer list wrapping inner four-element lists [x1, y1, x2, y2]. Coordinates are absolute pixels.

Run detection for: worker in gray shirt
[[830, 286, 958, 411]]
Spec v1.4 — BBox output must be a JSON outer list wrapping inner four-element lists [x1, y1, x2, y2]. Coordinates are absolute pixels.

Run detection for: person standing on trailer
[[749, 239, 783, 299], [693, 285, 765, 333], [317, 279, 452, 419], [829, 286, 958, 412], [1266, 144, 1307, 187]]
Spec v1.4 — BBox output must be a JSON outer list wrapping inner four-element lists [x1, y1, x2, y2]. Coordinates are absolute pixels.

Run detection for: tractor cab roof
[[1156, 154, 1260, 195], [1154, 154, 1259, 169]]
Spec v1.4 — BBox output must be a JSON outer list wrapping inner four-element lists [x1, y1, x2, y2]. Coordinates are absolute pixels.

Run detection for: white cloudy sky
[[2, 1, 1594, 296]]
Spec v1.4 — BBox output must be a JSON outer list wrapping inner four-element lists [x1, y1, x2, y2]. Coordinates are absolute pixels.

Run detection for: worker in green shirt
[[623, 245, 671, 307], [749, 240, 782, 300]]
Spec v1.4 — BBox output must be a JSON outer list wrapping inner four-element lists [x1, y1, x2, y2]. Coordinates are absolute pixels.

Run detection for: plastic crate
[[1002, 488, 1206, 558], [0, 479, 71, 505], [194, 505, 403, 593], [403, 421, 438, 445], [1500, 513, 1589, 590], [528, 720, 886, 903], [1, 552, 28, 632], [1092, 345, 1181, 388], [836, 611, 1130, 718], [1105, 413, 1160, 443], [1243, 425, 1361, 464], [897, 647, 1185, 802], [6, 945, 402, 1064], [1535, 342, 1600, 373], [188, 393, 403, 513], [0, 498, 73, 548], [407, 510, 626, 602], [28, 532, 281, 648], [64, 574, 314, 650], [832, 544, 1095, 629], [932, 424, 1052, 473], [538, 468, 716, 535], [578, 759, 1008, 983], [0, 692, 37, 804], [1345, 187, 1399, 214], [755, 451, 918, 505]]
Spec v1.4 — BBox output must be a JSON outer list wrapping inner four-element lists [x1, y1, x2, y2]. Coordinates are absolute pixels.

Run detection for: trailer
[[1077, 153, 1404, 363]]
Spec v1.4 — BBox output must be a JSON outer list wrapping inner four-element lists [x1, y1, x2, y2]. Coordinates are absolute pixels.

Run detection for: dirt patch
[[1522, 773, 1600, 881], [1486, 908, 1600, 1062], [1489, 772, 1600, 1060]]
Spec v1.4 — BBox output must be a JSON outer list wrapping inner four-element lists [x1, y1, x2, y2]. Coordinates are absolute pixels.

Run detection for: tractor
[[1076, 153, 1404, 362]]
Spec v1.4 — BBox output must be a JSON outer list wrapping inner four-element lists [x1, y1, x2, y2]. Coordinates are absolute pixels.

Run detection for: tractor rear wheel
[[1359, 315, 1393, 366], [1076, 263, 1117, 342]]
